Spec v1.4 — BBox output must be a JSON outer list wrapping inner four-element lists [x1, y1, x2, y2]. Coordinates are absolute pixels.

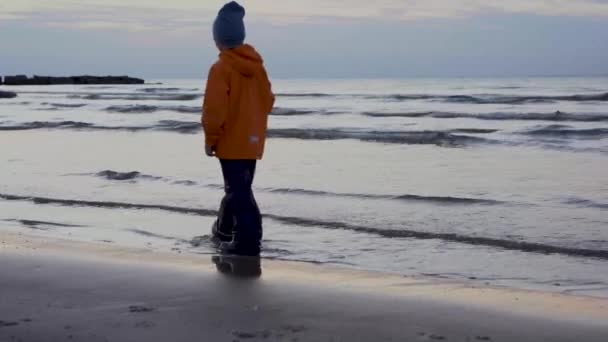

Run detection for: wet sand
[[1, 232, 607, 342]]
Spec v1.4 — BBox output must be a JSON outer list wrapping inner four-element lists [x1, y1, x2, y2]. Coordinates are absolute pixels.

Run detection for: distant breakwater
[[1, 75, 144, 86]]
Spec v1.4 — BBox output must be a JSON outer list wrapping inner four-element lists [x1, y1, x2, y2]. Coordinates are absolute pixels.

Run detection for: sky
[[1, 0, 607, 78]]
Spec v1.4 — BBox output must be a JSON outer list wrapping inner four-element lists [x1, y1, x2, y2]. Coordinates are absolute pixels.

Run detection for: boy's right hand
[[205, 145, 216, 157]]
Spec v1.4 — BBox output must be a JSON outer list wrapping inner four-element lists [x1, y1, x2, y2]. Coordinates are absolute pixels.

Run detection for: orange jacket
[[202, 44, 274, 160]]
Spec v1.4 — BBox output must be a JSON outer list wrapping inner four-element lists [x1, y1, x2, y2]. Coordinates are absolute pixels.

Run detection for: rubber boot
[[219, 206, 262, 256], [211, 220, 233, 245]]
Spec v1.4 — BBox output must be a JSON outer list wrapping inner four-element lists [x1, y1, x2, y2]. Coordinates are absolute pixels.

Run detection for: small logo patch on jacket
[[249, 135, 260, 143]]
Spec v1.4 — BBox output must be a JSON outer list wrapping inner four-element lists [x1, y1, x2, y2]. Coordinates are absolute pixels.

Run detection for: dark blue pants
[[216, 159, 262, 244]]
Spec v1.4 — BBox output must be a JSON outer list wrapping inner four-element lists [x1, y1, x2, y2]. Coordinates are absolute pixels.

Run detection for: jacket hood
[[220, 44, 264, 77]]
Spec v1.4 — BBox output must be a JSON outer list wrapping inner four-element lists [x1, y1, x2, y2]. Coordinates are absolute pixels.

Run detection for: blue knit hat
[[213, 1, 246, 49]]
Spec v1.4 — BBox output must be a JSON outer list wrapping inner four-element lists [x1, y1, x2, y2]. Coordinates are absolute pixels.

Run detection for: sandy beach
[[1, 231, 606, 342]]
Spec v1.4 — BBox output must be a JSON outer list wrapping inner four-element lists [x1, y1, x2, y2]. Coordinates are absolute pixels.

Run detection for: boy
[[202, 1, 275, 256]]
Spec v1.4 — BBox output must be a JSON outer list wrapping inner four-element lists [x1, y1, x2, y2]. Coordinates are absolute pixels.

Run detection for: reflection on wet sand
[[212, 255, 262, 279]]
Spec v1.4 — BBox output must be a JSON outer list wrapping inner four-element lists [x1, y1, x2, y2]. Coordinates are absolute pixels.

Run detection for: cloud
[[2, 0, 608, 31], [0, 1, 214, 32]]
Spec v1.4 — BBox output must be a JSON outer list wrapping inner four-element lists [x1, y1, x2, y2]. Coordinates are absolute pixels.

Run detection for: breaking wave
[[14, 89, 608, 104], [273, 92, 608, 104], [521, 125, 608, 139], [0, 121, 494, 146], [15, 90, 200, 101], [69, 93, 200, 101], [2, 192, 607, 260], [3, 218, 85, 229], [104, 105, 338, 116], [372, 92, 608, 104], [95, 170, 163, 181], [563, 198, 608, 210], [86, 170, 504, 205], [267, 128, 494, 146], [126, 228, 188, 242], [0, 120, 201, 134], [41, 103, 88, 108], [265, 187, 502, 205], [0, 121, 98, 131], [271, 107, 318, 116], [276, 93, 334, 98], [363, 111, 608, 122], [105, 105, 200, 114], [136, 87, 198, 93]]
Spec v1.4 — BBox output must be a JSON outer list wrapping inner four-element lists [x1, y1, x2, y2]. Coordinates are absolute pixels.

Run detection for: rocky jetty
[[0, 90, 18, 98], [1, 75, 145, 85]]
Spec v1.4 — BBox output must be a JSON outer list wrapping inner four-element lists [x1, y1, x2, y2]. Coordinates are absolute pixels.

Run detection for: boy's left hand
[[205, 145, 216, 157]]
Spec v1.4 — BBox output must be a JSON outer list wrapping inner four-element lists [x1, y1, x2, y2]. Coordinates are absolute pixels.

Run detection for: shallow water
[[1, 78, 607, 296]]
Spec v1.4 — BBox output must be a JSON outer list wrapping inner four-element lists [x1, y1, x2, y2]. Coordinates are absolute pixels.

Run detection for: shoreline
[[1, 231, 607, 341], [2, 231, 608, 312]]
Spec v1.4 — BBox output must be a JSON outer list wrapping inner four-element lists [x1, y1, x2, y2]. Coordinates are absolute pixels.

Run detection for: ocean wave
[[0, 193, 215, 216], [271, 107, 345, 116], [137, 87, 198, 93], [271, 91, 608, 104], [449, 128, 499, 134], [0, 121, 96, 131], [0, 120, 201, 134], [0, 121, 493, 146], [96, 170, 141, 181], [96, 170, 162, 181], [0, 101, 30, 106], [537, 144, 608, 155], [36, 103, 88, 111], [267, 128, 493, 146], [82, 86, 118, 90], [15, 89, 200, 101], [488, 86, 524, 90], [154, 120, 201, 133], [275, 93, 334, 98], [2, 192, 607, 259], [173, 180, 201, 186], [126, 228, 187, 242], [266, 188, 502, 205], [105, 105, 200, 114], [1, 120, 603, 151], [13, 89, 608, 104], [3, 218, 85, 229], [371, 93, 608, 104], [95, 170, 218, 188], [522, 125, 608, 139], [271, 107, 317, 116], [86, 170, 503, 205], [363, 111, 608, 122], [563, 198, 608, 209], [265, 214, 608, 259], [41, 103, 88, 108], [102, 105, 335, 116], [69, 93, 200, 101]]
